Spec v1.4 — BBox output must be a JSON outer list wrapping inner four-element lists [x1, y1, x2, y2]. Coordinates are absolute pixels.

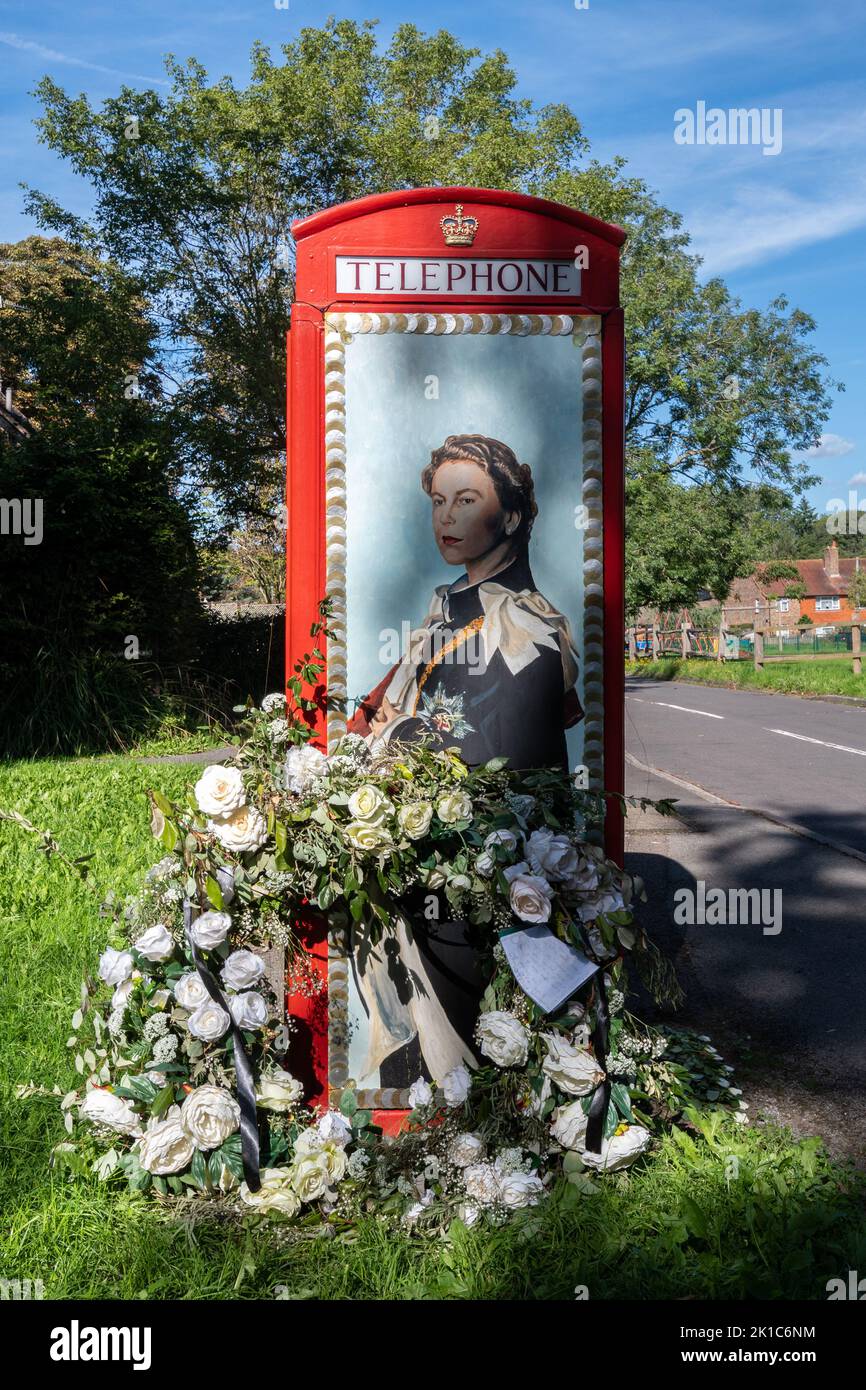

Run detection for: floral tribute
[[40, 608, 746, 1232]]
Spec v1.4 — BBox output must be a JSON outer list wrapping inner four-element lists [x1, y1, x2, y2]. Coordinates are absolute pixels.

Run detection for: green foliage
[[0, 236, 206, 756], [24, 18, 840, 538]]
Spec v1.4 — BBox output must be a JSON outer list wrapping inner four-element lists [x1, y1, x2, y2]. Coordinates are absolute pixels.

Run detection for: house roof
[[759, 558, 861, 598], [728, 550, 861, 600]]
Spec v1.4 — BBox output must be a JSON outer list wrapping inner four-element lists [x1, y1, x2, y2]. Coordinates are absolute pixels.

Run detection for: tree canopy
[[23, 17, 843, 598]]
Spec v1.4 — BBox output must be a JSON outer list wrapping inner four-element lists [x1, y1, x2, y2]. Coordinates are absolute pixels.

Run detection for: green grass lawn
[[626, 656, 866, 699], [2, 755, 865, 1299]]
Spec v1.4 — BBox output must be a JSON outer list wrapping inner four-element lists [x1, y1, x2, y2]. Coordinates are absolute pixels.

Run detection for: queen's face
[[429, 459, 518, 567]]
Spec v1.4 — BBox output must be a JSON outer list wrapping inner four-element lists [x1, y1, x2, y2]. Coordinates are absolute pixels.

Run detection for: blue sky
[[1, 0, 864, 517]]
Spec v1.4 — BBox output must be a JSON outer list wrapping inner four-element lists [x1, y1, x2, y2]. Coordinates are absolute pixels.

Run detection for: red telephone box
[[285, 186, 625, 1127]]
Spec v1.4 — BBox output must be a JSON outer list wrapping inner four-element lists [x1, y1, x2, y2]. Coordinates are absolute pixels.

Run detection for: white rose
[[180, 1085, 240, 1150], [442, 1064, 472, 1107], [174, 972, 209, 1012], [133, 923, 175, 962], [463, 1162, 501, 1206], [209, 804, 268, 854], [80, 1087, 143, 1137], [456, 1201, 481, 1228], [256, 1071, 304, 1111], [475, 828, 519, 876], [486, 828, 518, 854], [397, 801, 433, 839], [348, 784, 392, 823], [240, 1167, 301, 1217], [291, 1152, 331, 1203], [187, 999, 231, 1042], [229, 991, 269, 1031], [111, 975, 139, 1011], [525, 829, 581, 883], [190, 910, 232, 950], [317, 1141, 348, 1184], [317, 1110, 353, 1147], [447, 872, 472, 892], [541, 1033, 605, 1096], [194, 764, 246, 820], [98, 947, 134, 987], [565, 855, 600, 894], [448, 1132, 484, 1168], [423, 862, 447, 889], [550, 1099, 590, 1150], [436, 790, 473, 825], [293, 1126, 326, 1156], [344, 819, 392, 852], [260, 692, 286, 714], [221, 949, 265, 991], [284, 743, 328, 795], [507, 873, 554, 925], [499, 1170, 544, 1208], [581, 1125, 651, 1172], [477, 1011, 530, 1068], [408, 1077, 433, 1109], [150, 988, 171, 1009], [138, 1108, 196, 1175], [577, 889, 626, 924]]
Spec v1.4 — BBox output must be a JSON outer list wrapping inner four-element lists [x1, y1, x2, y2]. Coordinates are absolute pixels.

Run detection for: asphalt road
[[625, 677, 866, 856], [623, 679, 866, 1156]]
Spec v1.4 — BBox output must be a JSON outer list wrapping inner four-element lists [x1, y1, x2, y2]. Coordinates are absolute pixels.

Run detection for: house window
[[815, 596, 841, 611], [777, 599, 790, 613]]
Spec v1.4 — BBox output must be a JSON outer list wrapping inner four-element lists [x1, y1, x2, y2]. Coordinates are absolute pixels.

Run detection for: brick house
[[724, 542, 864, 633]]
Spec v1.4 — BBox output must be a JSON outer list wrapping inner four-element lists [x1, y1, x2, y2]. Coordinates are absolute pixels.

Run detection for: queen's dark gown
[[346, 549, 583, 1088]]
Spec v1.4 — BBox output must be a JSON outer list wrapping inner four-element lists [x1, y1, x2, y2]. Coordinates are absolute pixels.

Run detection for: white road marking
[[765, 728, 866, 758], [651, 701, 724, 720]]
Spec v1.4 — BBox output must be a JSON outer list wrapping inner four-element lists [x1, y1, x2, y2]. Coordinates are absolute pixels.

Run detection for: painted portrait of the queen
[[348, 432, 583, 767]]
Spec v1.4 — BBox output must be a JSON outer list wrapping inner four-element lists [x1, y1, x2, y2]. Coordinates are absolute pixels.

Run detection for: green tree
[[0, 237, 203, 754], [24, 19, 841, 571], [848, 567, 866, 615]]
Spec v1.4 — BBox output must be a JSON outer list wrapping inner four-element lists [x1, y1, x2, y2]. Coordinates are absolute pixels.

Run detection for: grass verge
[[626, 657, 866, 699]]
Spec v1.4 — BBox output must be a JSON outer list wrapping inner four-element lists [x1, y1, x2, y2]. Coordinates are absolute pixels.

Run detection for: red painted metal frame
[[286, 188, 625, 1120]]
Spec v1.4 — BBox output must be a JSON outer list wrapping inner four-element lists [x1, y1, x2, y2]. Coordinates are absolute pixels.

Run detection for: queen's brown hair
[[420, 434, 538, 546]]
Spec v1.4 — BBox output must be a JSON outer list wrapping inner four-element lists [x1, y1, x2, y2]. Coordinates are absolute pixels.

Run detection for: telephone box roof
[[291, 185, 627, 247]]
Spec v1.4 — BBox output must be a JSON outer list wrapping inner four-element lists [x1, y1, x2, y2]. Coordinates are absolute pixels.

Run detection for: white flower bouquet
[[19, 606, 741, 1229]]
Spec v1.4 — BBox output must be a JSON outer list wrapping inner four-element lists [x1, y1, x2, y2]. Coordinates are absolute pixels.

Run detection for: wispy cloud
[[800, 433, 856, 459], [0, 32, 170, 86], [687, 185, 866, 273], [848, 472, 866, 485]]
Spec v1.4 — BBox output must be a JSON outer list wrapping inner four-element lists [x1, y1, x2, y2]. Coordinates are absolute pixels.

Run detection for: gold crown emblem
[[440, 204, 478, 246]]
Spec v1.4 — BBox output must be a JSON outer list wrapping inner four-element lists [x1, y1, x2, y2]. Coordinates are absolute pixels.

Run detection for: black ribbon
[[584, 968, 611, 1155], [183, 900, 261, 1192]]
